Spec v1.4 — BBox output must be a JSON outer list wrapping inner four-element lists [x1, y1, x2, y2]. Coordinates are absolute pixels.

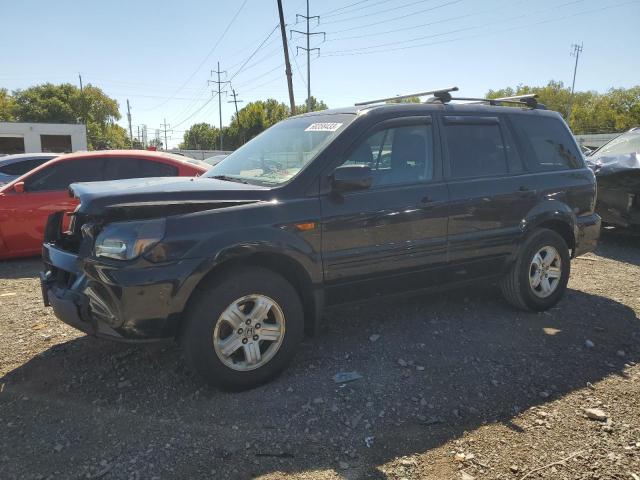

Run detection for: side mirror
[[13, 181, 25, 193], [331, 165, 372, 193]]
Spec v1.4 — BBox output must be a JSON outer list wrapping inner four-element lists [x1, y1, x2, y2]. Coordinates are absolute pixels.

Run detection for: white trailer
[[0, 122, 87, 154]]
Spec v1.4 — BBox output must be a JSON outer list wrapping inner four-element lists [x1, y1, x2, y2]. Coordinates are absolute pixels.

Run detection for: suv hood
[[71, 176, 270, 218]]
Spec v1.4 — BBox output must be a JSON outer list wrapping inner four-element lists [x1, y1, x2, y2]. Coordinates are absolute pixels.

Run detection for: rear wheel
[[500, 229, 571, 311], [181, 267, 304, 390]]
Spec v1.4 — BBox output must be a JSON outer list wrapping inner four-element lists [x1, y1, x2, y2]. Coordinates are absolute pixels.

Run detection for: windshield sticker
[[304, 122, 343, 132]]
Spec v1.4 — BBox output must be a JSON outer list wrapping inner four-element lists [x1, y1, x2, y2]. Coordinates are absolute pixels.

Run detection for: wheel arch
[[179, 250, 322, 339], [521, 202, 577, 257]]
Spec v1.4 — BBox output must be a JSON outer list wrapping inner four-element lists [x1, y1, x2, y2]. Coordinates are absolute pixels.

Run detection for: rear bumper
[[574, 213, 601, 257], [41, 242, 203, 341]]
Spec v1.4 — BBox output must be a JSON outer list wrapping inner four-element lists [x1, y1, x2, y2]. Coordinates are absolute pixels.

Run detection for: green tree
[[295, 96, 328, 114], [180, 122, 219, 149], [486, 81, 640, 134], [11, 83, 123, 149], [0, 88, 15, 121], [12, 83, 79, 123], [386, 96, 421, 104]]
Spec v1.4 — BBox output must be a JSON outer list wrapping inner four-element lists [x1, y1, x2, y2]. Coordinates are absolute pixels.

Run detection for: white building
[[0, 122, 87, 154]]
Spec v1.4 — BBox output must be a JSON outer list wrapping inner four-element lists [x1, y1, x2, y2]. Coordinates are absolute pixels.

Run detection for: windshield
[[204, 114, 354, 186], [593, 131, 640, 158]]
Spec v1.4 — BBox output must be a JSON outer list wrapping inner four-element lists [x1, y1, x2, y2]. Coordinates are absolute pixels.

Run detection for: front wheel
[[500, 229, 571, 311], [181, 267, 304, 390]]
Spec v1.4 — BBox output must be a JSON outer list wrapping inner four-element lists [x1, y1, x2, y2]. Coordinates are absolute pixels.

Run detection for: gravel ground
[[0, 230, 639, 480]]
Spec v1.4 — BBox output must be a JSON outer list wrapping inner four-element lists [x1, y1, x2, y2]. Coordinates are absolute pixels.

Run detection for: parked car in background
[[40, 89, 600, 389], [586, 128, 640, 229], [204, 154, 228, 167], [0, 153, 59, 186], [0, 150, 208, 259]]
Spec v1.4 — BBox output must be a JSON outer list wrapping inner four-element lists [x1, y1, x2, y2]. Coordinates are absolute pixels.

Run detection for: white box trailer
[[0, 122, 87, 154]]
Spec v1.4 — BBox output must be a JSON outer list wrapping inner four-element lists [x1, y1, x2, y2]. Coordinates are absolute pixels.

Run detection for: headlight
[[95, 218, 166, 260]]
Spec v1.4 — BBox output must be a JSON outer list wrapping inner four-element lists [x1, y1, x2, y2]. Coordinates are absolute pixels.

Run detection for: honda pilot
[[41, 89, 601, 389]]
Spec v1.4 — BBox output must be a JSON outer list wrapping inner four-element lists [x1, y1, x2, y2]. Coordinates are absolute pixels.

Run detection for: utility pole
[[291, 0, 325, 113], [209, 62, 230, 151], [126, 99, 133, 148], [227, 88, 243, 125], [160, 118, 172, 151], [277, 0, 296, 114], [567, 42, 583, 124], [228, 87, 245, 145], [78, 73, 86, 127]]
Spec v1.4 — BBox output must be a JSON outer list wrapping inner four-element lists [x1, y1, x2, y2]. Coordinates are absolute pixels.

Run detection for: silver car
[[0, 153, 58, 186]]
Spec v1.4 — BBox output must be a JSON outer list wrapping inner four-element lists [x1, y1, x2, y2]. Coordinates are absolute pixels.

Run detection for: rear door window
[[443, 117, 509, 178], [25, 159, 106, 192], [103, 158, 178, 180], [509, 114, 583, 171]]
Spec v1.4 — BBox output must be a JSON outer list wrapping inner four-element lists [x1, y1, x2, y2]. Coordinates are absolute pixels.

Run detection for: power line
[[171, 92, 219, 129], [321, 0, 632, 56], [317, 0, 378, 17], [321, 0, 444, 25], [229, 24, 280, 81], [323, 0, 527, 42], [143, 0, 248, 111]]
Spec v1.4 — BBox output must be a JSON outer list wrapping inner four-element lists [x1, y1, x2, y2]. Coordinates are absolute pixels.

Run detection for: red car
[[0, 150, 208, 260]]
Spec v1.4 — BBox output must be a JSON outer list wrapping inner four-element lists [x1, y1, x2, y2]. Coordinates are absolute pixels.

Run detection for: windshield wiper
[[210, 175, 250, 184]]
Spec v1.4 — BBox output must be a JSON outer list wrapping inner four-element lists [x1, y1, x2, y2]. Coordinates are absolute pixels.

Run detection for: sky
[[2, 0, 639, 148]]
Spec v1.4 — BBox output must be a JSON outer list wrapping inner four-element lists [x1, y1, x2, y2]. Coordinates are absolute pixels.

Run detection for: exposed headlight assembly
[[95, 218, 166, 261]]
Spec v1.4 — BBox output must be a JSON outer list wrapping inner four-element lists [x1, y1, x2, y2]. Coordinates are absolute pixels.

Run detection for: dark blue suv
[[41, 90, 600, 389]]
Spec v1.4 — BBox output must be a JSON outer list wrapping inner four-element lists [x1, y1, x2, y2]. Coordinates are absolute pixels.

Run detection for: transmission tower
[[291, 0, 325, 112]]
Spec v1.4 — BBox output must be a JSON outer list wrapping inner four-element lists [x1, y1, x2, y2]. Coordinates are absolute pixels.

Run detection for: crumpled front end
[[40, 211, 203, 341], [588, 153, 640, 228]]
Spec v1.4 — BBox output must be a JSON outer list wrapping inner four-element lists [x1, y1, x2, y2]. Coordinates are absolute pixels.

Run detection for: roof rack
[[427, 92, 543, 109], [355, 87, 459, 106]]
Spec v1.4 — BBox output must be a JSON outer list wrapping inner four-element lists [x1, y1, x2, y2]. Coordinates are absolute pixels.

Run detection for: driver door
[[320, 117, 449, 304]]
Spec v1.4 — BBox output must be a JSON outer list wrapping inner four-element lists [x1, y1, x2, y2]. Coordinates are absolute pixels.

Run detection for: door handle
[[518, 186, 529, 192], [421, 195, 433, 203]]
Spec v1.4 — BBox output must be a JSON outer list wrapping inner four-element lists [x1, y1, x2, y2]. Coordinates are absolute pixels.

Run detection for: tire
[[181, 266, 304, 390], [500, 229, 571, 311]]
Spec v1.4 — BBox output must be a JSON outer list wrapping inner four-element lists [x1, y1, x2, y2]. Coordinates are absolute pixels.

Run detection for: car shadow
[[0, 257, 41, 279], [1, 286, 638, 479], [596, 227, 640, 266]]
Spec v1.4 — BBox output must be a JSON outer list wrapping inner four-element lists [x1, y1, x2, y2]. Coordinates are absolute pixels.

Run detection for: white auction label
[[304, 122, 343, 132]]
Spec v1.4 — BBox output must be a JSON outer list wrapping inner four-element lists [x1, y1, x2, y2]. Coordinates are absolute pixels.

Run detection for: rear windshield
[[204, 114, 354, 186]]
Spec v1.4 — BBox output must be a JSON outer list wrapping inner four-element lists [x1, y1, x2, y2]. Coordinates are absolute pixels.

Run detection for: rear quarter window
[[509, 114, 583, 171]]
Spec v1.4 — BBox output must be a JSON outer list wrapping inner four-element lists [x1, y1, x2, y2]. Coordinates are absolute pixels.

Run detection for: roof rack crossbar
[[355, 86, 458, 106]]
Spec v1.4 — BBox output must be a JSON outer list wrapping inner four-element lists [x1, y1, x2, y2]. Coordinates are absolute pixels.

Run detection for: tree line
[[2, 81, 639, 152], [179, 97, 327, 150], [487, 81, 640, 134]]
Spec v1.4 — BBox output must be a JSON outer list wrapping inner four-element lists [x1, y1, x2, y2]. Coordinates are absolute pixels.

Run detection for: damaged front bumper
[[41, 215, 204, 342]]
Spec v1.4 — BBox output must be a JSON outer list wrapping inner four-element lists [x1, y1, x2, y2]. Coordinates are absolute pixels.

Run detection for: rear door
[[0, 158, 106, 256], [320, 116, 449, 303], [441, 114, 536, 275]]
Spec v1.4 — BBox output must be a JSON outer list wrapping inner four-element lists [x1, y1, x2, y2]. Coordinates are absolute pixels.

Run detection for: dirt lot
[[1, 230, 639, 480]]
